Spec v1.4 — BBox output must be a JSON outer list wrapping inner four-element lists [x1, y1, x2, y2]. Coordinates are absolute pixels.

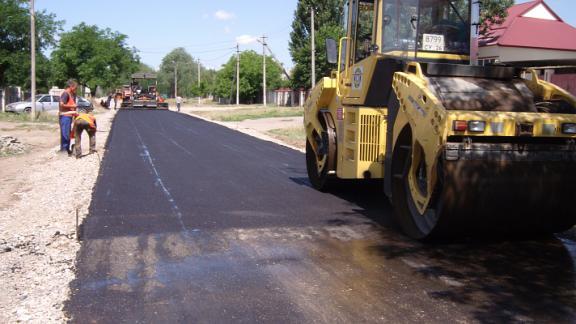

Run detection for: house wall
[[551, 73, 576, 96], [479, 45, 576, 63]]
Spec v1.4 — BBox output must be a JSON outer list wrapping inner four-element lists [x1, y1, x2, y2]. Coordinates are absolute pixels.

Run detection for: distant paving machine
[[121, 73, 169, 109], [304, 0, 576, 240]]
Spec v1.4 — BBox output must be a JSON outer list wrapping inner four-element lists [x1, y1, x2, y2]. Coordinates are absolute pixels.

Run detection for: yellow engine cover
[[337, 107, 388, 179]]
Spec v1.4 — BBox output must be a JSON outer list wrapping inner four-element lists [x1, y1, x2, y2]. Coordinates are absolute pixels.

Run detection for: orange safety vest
[[59, 89, 77, 117], [76, 113, 96, 129], [70, 113, 96, 140]]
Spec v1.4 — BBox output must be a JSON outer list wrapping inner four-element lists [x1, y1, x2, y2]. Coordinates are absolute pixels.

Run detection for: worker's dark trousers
[[59, 116, 73, 152], [74, 120, 96, 158]]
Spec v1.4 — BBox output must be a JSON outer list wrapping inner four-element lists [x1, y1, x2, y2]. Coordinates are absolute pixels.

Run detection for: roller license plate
[[422, 34, 445, 52]]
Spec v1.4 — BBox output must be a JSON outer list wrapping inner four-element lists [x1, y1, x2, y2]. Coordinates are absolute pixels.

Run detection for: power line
[[137, 46, 236, 56], [264, 43, 291, 81], [186, 46, 237, 54], [181, 39, 237, 48], [201, 51, 235, 62]]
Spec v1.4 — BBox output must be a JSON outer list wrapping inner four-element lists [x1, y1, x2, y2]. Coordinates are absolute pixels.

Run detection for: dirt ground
[[0, 122, 59, 210], [0, 109, 115, 323], [0, 105, 302, 323]]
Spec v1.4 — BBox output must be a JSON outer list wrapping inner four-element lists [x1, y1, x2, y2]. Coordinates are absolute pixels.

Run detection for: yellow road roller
[[304, 0, 576, 240]]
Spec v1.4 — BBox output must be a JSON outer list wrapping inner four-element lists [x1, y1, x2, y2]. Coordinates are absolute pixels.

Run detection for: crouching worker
[[73, 107, 97, 159]]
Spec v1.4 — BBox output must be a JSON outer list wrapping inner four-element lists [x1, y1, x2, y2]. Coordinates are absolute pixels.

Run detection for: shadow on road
[[67, 110, 576, 323], [294, 176, 576, 322]]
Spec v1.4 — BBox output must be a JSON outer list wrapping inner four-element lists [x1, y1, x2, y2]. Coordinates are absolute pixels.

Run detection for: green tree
[[157, 48, 205, 98], [289, 0, 344, 89], [213, 50, 283, 104], [51, 23, 139, 93], [480, 0, 514, 35], [137, 62, 156, 74], [199, 68, 218, 97], [0, 0, 62, 91]]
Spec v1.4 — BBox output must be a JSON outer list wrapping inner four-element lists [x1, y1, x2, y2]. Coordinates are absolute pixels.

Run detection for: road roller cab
[[303, 0, 576, 240]]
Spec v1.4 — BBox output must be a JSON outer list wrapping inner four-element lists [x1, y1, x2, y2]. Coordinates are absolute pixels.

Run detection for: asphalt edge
[[179, 110, 306, 154]]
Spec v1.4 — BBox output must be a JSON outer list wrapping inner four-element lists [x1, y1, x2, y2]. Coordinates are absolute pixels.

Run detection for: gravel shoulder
[[0, 109, 116, 323]]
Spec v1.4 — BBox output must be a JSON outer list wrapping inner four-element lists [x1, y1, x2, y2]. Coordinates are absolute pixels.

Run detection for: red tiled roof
[[480, 0, 576, 51]]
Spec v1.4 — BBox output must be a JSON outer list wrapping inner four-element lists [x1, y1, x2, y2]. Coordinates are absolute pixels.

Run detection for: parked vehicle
[[5, 95, 92, 114], [6, 94, 60, 113], [77, 97, 93, 110]]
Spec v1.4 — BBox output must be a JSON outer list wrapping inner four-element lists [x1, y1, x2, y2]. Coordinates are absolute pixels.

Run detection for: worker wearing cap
[[59, 80, 78, 154], [73, 106, 97, 159]]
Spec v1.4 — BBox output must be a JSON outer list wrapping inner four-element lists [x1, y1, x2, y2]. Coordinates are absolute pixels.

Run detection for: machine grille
[[359, 114, 383, 162]]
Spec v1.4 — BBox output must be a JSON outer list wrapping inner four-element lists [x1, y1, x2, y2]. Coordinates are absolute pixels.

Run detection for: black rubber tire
[[392, 135, 576, 240], [23, 107, 31, 114], [391, 129, 446, 240], [306, 139, 334, 191]]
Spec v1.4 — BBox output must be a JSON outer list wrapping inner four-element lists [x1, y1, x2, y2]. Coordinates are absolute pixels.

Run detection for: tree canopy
[[289, 0, 344, 89], [0, 0, 62, 91], [157, 48, 201, 98], [480, 0, 514, 35], [289, 0, 515, 89], [50, 23, 139, 93], [213, 50, 284, 104]]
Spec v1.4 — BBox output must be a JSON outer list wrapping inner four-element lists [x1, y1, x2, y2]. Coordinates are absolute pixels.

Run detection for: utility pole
[[261, 35, 267, 107], [236, 44, 240, 106], [30, 0, 36, 120], [197, 59, 201, 104], [173, 61, 178, 98], [311, 6, 316, 89]]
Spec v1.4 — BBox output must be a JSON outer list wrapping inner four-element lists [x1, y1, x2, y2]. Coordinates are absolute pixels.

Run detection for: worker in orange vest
[[157, 92, 165, 103], [59, 80, 78, 154], [72, 107, 97, 159]]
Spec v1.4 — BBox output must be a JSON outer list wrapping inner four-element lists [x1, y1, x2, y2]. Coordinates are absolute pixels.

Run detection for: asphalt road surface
[[66, 110, 576, 323]]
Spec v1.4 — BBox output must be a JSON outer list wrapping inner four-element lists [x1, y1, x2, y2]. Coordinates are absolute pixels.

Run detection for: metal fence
[[0, 87, 23, 112], [268, 89, 310, 107]]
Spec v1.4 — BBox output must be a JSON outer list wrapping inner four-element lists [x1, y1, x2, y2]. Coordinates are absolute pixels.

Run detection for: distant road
[[66, 110, 576, 323]]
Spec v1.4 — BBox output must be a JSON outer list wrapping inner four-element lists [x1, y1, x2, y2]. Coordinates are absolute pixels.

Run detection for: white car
[[5, 95, 93, 114], [5, 94, 60, 114]]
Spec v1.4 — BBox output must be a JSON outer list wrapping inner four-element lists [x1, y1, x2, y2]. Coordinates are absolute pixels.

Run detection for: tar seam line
[[129, 113, 191, 236]]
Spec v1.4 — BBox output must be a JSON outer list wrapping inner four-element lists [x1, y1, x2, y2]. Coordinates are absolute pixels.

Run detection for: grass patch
[[267, 127, 306, 149], [0, 112, 58, 124], [195, 107, 303, 122]]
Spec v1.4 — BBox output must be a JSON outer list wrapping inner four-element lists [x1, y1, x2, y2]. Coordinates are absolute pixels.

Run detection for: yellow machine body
[[304, 0, 576, 239]]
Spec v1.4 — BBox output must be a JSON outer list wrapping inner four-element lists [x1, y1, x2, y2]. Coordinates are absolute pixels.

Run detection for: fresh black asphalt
[[65, 110, 576, 323]]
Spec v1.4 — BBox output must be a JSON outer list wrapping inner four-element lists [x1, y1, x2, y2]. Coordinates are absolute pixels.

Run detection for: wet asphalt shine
[[66, 110, 576, 323]]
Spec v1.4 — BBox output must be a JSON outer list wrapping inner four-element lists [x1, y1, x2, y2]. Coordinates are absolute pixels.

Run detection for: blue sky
[[36, 0, 575, 71], [36, 0, 297, 71]]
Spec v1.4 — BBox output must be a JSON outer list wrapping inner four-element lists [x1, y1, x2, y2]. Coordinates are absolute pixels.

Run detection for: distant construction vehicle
[[304, 0, 576, 240], [121, 73, 169, 109]]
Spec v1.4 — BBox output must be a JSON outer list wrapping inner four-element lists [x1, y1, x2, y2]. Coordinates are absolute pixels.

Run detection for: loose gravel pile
[[0, 110, 115, 323], [0, 136, 26, 156]]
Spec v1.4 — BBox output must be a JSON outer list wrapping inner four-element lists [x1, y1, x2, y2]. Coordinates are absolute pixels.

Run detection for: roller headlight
[[562, 123, 576, 134], [468, 121, 486, 133]]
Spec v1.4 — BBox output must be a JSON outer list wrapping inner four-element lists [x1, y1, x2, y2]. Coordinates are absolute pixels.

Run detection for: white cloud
[[214, 10, 235, 21], [236, 34, 258, 45]]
